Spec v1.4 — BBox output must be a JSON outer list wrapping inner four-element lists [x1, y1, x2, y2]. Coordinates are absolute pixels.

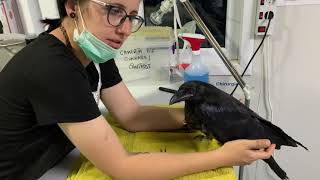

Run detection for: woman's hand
[[216, 139, 276, 166]]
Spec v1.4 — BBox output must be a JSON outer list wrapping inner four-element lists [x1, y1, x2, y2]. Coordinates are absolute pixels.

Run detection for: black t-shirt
[[0, 33, 122, 180]]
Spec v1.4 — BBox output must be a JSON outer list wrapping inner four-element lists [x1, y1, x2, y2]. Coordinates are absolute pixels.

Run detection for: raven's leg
[[263, 156, 289, 180]]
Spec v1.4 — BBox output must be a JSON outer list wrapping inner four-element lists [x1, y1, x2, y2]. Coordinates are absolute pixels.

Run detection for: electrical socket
[[255, 0, 276, 36]]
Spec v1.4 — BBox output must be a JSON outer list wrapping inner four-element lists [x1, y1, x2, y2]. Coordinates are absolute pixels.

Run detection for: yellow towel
[[67, 111, 236, 180]]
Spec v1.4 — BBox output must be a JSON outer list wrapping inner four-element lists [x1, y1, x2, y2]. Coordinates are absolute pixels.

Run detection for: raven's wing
[[198, 101, 269, 143], [218, 93, 307, 149], [204, 92, 308, 150]]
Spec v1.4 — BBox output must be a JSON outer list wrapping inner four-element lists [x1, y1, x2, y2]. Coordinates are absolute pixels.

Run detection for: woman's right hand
[[216, 139, 276, 166]]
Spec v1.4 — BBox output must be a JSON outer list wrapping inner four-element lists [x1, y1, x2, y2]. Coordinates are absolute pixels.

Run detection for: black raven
[[169, 81, 308, 180]]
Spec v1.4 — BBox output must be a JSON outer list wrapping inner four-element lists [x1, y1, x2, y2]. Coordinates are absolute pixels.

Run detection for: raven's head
[[169, 81, 210, 105]]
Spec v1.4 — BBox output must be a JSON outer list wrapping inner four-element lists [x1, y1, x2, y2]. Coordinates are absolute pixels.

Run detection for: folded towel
[[67, 112, 236, 180]]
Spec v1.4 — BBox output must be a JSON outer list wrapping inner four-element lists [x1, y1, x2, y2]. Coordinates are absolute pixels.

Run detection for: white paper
[[277, 0, 320, 6]]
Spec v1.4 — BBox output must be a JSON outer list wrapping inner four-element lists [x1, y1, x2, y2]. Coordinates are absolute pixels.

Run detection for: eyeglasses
[[90, 0, 144, 33]]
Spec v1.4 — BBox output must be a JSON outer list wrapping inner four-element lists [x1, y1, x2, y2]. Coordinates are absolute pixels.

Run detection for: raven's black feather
[[170, 81, 308, 180]]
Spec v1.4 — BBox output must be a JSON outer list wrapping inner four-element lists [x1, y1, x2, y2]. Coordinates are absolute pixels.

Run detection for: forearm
[[124, 106, 185, 132], [112, 150, 225, 180]]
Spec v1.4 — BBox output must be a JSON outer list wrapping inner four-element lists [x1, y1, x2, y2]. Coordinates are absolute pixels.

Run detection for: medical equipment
[[149, 0, 174, 25]]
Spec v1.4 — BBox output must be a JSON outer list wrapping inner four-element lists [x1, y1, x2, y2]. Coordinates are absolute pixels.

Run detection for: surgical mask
[[73, 5, 118, 64]]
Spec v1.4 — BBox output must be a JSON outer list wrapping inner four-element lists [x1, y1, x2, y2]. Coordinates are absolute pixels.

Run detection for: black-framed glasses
[[90, 0, 144, 33]]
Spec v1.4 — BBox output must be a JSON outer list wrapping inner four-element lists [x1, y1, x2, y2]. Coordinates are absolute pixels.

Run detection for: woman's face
[[79, 0, 141, 49]]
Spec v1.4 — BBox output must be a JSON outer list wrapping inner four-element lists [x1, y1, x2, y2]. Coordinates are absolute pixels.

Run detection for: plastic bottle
[[181, 33, 209, 83]]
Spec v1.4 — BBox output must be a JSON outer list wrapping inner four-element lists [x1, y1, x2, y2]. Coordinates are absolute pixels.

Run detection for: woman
[[0, 0, 275, 179]]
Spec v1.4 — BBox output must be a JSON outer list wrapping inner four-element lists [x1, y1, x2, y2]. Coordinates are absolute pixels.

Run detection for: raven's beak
[[169, 93, 194, 105]]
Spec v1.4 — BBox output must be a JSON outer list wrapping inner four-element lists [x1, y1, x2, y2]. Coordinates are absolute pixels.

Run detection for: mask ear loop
[[77, 4, 86, 30], [73, 3, 86, 33]]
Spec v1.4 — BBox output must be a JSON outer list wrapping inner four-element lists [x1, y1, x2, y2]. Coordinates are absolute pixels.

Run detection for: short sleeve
[[100, 59, 122, 89], [25, 55, 101, 125]]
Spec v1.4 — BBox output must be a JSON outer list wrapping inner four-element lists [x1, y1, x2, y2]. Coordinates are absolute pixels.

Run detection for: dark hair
[[41, 0, 86, 32]]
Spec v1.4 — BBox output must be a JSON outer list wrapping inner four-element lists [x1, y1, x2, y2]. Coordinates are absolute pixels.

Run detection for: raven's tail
[[289, 137, 309, 151], [259, 118, 309, 151], [264, 156, 289, 180]]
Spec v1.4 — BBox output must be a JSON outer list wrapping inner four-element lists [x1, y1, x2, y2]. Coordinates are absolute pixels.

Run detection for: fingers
[[253, 144, 276, 160], [220, 139, 276, 166], [265, 144, 276, 155], [244, 139, 275, 160], [247, 139, 271, 149]]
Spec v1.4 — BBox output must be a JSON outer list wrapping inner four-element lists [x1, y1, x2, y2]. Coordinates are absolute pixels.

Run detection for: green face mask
[[73, 5, 118, 64]]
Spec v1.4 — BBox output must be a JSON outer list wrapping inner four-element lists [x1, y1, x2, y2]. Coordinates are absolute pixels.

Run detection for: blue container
[[183, 53, 209, 83]]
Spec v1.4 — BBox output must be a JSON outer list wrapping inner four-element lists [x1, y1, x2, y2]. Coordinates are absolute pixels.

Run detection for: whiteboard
[[277, 0, 320, 6]]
